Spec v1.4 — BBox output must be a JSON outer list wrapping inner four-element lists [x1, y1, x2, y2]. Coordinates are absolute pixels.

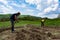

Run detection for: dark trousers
[[10, 19, 14, 32], [41, 22, 44, 27]]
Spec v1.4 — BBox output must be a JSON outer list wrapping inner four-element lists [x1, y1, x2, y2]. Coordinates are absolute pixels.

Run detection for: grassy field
[[0, 18, 60, 28], [45, 19, 60, 27], [0, 20, 41, 28], [0, 14, 60, 28]]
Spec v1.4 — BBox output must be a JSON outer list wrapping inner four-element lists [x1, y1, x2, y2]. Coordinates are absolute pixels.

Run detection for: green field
[[45, 19, 60, 27], [0, 18, 60, 28], [0, 20, 41, 28], [0, 14, 60, 28]]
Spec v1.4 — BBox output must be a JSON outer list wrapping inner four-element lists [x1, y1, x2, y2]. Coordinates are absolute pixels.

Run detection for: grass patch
[[0, 20, 41, 28], [0, 19, 60, 28]]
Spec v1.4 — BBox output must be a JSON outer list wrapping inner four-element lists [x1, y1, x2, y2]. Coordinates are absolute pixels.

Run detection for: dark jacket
[[10, 14, 18, 21]]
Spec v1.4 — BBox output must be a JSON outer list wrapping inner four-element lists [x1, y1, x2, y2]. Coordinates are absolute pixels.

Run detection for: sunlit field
[[0, 18, 60, 28]]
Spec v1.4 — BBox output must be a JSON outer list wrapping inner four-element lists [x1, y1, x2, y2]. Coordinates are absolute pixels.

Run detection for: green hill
[[0, 14, 41, 21]]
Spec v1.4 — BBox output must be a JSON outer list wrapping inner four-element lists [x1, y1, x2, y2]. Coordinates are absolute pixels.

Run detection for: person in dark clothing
[[10, 12, 20, 32]]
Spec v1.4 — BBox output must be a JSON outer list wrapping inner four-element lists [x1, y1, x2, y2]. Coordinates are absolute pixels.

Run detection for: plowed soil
[[0, 24, 60, 40]]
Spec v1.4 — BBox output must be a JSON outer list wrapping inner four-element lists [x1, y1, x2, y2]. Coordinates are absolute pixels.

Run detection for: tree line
[[0, 14, 60, 22], [0, 15, 42, 22]]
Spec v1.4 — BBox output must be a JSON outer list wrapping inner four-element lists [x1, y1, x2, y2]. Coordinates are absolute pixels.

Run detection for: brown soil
[[0, 24, 60, 40]]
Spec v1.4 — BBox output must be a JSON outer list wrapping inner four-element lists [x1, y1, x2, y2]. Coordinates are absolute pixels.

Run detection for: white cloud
[[44, 7, 52, 13], [0, 0, 17, 14], [25, 0, 41, 10], [37, 12, 43, 16], [0, 0, 8, 4], [52, 4, 58, 11], [25, 0, 34, 4], [36, 1, 59, 18], [11, 2, 27, 8], [0, 0, 27, 14], [25, 0, 41, 5], [21, 9, 34, 15], [34, 0, 41, 5], [20, 4, 26, 8], [43, 3, 58, 13], [0, 4, 17, 14], [47, 0, 58, 5], [26, 9, 34, 12], [36, 4, 41, 11], [54, 0, 58, 4], [37, 12, 58, 19], [47, 0, 52, 5], [46, 14, 58, 19], [23, 0, 59, 18], [0, 0, 26, 14]]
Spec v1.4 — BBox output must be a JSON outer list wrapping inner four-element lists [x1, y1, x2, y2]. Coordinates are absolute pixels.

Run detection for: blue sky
[[0, 0, 59, 18]]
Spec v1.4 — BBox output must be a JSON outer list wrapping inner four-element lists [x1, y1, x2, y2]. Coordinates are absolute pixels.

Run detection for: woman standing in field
[[10, 12, 21, 33]]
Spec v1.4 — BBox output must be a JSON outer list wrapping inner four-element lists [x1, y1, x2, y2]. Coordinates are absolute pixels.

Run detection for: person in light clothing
[[41, 19, 45, 27]]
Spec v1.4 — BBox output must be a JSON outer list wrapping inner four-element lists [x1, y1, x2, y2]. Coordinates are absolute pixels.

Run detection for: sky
[[0, 0, 60, 19]]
